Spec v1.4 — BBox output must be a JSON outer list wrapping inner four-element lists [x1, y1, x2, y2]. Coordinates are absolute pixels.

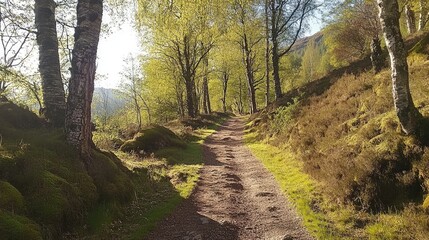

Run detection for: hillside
[[246, 33, 429, 239]]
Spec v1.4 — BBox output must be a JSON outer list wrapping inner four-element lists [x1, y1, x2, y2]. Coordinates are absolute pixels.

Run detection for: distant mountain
[[290, 31, 324, 55]]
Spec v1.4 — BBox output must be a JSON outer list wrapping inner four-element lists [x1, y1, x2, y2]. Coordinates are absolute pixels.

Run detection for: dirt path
[[146, 117, 313, 240]]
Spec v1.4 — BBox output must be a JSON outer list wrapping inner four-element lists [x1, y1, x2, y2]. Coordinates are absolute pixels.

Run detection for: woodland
[[1, 0, 429, 239]]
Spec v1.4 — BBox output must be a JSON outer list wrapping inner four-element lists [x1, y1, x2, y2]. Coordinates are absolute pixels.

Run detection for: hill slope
[[247, 33, 429, 239]]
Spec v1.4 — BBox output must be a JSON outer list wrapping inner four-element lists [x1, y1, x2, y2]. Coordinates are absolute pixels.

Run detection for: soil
[[146, 117, 313, 240]]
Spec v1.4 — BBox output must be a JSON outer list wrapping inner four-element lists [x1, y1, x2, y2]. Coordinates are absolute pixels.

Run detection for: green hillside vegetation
[[78, 113, 228, 239], [246, 33, 429, 239], [0, 100, 129, 239], [0, 97, 227, 239]]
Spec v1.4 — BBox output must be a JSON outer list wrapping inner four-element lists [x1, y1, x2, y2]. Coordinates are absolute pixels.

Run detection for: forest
[[1, 0, 429, 239]]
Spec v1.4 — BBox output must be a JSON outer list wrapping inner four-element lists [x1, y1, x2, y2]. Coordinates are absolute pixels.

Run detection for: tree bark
[[65, 0, 103, 157], [185, 75, 196, 118], [370, 36, 384, 73], [270, 0, 282, 99], [35, 0, 66, 127], [265, 0, 270, 106], [202, 56, 211, 114], [221, 71, 229, 113], [242, 34, 257, 114], [377, 0, 420, 135], [405, 4, 417, 34], [418, 0, 428, 31]]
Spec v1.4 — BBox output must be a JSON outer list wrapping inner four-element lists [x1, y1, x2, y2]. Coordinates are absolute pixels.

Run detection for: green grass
[[244, 131, 336, 239], [83, 114, 229, 239]]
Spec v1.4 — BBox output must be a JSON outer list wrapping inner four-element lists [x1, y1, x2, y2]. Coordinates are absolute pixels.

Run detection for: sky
[[96, 22, 140, 89]]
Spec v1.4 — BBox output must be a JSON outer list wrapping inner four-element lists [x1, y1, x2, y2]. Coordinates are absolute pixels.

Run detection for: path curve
[[146, 117, 313, 240]]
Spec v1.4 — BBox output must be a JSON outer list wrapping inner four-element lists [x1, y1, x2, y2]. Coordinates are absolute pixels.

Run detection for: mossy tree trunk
[[377, 0, 421, 135], [35, 0, 66, 127], [66, 0, 103, 158]]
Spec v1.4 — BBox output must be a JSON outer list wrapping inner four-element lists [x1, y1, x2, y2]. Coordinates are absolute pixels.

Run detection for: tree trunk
[[418, 0, 428, 31], [65, 0, 103, 157], [133, 96, 142, 130], [405, 4, 417, 34], [242, 35, 257, 114], [192, 78, 198, 116], [222, 71, 229, 113], [238, 77, 244, 115], [271, 0, 282, 100], [377, 0, 420, 135], [265, 0, 270, 106], [185, 76, 195, 118], [35, 0, 66, 127], [202, 78, 211, 114], [370, 36, 384, 73], [202, 56, 211, 114]]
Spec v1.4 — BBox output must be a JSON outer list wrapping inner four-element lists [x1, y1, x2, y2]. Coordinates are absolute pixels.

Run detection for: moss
[[27, 171, 85, 226], [120, 125, 186, 155], [0, 181, 25, 213], [0, 102, 41, 129], [0, 210, 42, 240], [89, 150, 134, 203]]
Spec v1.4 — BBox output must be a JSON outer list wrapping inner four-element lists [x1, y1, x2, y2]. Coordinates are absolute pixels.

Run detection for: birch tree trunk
[[65, 0, 103, 157], [377, 0, 420, 135], [35, 0, 66, 127], [418, 0, 428, 31], [405, 4, 417, 34]]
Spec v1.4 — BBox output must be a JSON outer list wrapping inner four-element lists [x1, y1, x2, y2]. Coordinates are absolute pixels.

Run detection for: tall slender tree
[[35, 0, 66, 127], [65, 0, 103, 157], [377, 0, 421, 135], [264, 0, 271, 107], [270, 0, 316, 99]]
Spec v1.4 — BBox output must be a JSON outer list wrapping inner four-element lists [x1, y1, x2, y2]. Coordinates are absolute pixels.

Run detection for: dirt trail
[[146, 117, 313, 240]]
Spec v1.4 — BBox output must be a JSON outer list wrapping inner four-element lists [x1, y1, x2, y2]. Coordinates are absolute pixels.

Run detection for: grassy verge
[[85, 114, 228, 239], [244, 130, 336, 239]]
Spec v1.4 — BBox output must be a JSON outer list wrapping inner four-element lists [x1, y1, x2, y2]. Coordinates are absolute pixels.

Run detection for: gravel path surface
[[146, 117, 313, 240]]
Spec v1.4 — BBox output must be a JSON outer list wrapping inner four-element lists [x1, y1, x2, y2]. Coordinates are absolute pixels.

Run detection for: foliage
[[324, 0, 380, 67], [270, 97, 300, 133]]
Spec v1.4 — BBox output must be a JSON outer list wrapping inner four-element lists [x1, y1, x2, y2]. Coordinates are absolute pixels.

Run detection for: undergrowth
[[246, 48, 429, 238]]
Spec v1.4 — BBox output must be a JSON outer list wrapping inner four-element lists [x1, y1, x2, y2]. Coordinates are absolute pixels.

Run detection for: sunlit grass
[[244, 131, 335, 239], [102, 114, 229, 240]]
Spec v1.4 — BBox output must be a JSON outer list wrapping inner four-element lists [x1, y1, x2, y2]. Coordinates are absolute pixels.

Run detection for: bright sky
[[96, 22, 140, 89]]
